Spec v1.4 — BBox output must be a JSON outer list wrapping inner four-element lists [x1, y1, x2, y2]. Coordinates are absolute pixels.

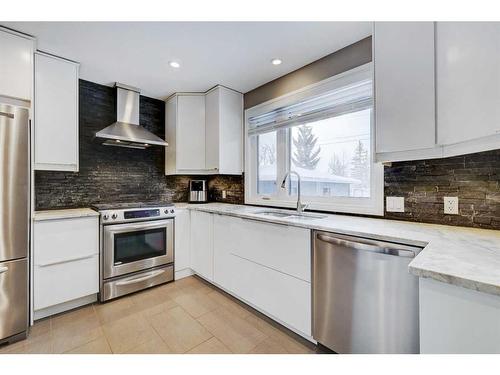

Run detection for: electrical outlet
[[386, 196, 405, 213], [444, 196, 459, 215]]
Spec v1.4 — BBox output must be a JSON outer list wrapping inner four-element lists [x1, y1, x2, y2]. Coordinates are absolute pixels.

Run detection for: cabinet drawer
[[34, 217, 98, 265], [236, 218, 311, 281], [34, 254, 98, 310], [229, 253, 311, 336]]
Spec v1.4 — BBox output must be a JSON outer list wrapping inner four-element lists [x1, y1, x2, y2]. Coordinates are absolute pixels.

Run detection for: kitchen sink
[[254, 210, 327, 220]]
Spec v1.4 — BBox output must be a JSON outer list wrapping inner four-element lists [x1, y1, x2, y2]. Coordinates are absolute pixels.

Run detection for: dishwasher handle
[[316, 233, 417, 258]]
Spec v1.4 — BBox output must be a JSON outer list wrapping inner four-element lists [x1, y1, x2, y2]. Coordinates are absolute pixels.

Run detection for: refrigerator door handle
[[0, 266, 8, 274]]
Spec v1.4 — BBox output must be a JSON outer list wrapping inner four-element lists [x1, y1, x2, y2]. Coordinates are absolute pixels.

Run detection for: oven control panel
[[100, 206, 175, 224], [124, 209, 160, 220]]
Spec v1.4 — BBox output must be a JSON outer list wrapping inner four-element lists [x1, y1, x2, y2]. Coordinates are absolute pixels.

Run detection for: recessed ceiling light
[[169, 61, 180, 68], [271, 58, 282, 65]]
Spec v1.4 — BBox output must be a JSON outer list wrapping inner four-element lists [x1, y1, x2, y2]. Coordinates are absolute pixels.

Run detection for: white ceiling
[[4, 22, 371, 99]]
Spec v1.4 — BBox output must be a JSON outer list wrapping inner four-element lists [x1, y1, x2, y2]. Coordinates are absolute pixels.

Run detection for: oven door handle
[[104, 219, 172, 234], [115, 269, 165, 286]]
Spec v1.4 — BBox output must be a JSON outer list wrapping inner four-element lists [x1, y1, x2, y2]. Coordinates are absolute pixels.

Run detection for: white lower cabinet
[[190, 211, 214, 281], [212, 214, 312, 337], [174, 208, 192, 279], [33, 215, 99, 318], [419, 278, 500, 353]]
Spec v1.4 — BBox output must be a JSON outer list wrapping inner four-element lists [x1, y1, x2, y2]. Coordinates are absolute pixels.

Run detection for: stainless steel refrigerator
[[0, 103, 29, 345]]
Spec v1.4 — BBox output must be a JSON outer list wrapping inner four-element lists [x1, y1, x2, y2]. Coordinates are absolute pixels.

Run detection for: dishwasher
[[312, 230, 423, 354]]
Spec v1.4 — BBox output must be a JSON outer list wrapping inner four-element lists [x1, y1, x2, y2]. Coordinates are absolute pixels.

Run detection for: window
[[257, 131, 277, 195], [245, 64, 383, 215]]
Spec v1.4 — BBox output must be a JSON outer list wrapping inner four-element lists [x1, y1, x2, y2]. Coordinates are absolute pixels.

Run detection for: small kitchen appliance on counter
[[92, 202, 175, 302], [189, 179, 208, 203]]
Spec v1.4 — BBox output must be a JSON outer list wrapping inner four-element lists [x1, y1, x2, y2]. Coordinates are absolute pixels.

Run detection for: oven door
[[103, 219, 174, 279]]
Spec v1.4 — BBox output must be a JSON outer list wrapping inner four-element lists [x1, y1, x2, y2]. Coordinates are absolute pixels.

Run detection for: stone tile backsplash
[[384, 149, 500, 230]]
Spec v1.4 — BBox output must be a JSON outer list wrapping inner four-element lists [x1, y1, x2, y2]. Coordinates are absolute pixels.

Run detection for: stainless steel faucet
[[281, 170, 308, 214]]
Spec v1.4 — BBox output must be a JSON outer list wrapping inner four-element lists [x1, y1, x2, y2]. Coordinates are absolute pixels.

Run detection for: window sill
[[244, 196, 384, 217]]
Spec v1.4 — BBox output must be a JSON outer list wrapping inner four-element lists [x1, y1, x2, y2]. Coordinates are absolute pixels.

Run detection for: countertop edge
[[409, 265, 500, 296], [33, 208, 99, 221]]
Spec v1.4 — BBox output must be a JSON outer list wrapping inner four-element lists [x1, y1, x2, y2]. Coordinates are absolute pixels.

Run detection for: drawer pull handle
[[0, 266, 8, 274], [115, 270, 165, 286], [38, 254, 96, 267]]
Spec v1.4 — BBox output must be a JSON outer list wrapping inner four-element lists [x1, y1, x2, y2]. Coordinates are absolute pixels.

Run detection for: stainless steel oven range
[[93, 203, 175, 302]]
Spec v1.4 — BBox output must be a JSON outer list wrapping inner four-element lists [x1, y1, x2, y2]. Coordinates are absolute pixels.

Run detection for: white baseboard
[[175, 268, 194, 280], [33, 294, 97, 321]]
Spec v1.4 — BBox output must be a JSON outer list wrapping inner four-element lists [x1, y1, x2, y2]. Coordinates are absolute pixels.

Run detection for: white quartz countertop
[[34, 208, 99, 221], [177, 202, 500, 297]]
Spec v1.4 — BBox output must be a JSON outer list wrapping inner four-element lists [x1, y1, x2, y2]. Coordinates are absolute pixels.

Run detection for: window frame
[[244, 63, 384, 216]]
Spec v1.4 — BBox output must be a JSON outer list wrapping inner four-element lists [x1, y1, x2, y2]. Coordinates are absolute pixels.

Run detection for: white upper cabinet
[[0, 27, 35, 102], [374, 22, 437, 161], [34, 52, 79, 171], [374, 22, 500, 162], [165, 86, 243, 175], [436, 22, 500, 148], [176, 94, 206, 170], [165, 93, 206, 174], [205, 86, 243, 174]]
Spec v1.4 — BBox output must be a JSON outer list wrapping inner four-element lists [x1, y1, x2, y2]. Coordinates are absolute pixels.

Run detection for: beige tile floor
[[0, 276, 315, 354]]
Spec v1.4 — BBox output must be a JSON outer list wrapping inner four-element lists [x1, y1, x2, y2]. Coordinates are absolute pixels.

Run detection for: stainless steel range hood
[[95, 83, 168, 149]]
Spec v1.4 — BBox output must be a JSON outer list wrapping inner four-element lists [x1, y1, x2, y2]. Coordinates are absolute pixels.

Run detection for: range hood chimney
[[95, 83, 168, 149]]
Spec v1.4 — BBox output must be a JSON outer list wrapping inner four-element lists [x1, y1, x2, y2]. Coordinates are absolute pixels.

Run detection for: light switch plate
[[386, 196, 405, 213], [222, 190, 227, 199], [444, 196, 459, 215]]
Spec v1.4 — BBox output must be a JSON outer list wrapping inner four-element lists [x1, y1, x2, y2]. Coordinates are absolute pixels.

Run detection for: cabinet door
[[190, 211, 213, 281], [213, 214, 240, 289], [0, 29, 33, 101], [437, 22, 500, 146], [374, 22, 436, 155], [205, 88, 220, 171], [218, 87, 243, 174], [177, 95, 206, 170], [165, 96, 177, 175], [174, 208, 191, 273], [34, 53, 79, 171]]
